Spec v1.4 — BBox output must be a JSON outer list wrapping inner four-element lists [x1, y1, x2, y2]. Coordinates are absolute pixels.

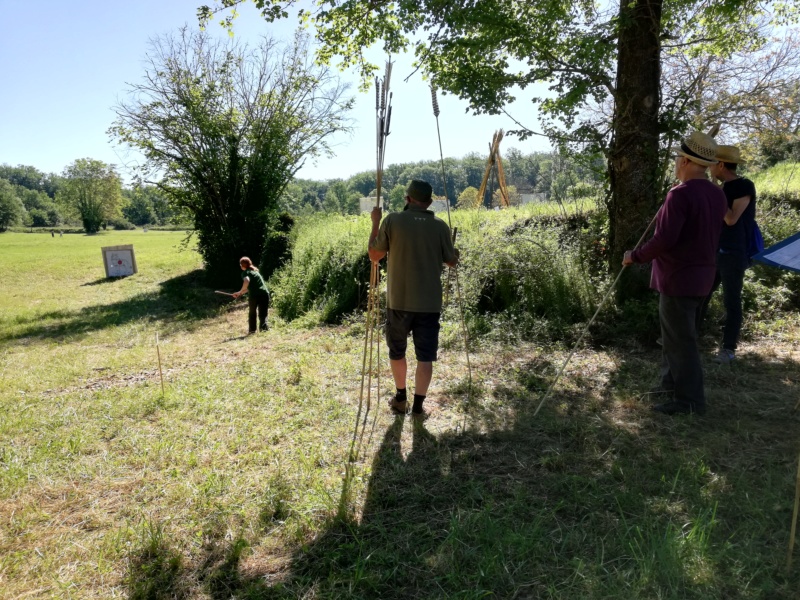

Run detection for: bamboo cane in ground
[[787, 451, 800, 571], [156, 331, 165, 396]]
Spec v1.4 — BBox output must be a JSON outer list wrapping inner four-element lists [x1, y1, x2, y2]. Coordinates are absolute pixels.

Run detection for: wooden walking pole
[[787, 451, 800, 571], [156, 331, 165, 396]]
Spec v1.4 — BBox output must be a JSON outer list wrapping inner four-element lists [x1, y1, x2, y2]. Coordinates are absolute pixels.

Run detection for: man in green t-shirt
[[368, 179, 459, 417]]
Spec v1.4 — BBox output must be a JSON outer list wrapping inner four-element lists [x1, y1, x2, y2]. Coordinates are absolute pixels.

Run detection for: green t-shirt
[[371, 204, 456, 312], [242, 268, 269, 297]]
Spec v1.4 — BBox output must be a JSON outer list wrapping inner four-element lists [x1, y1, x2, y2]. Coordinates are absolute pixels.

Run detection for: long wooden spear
[[355, 61, 393, 440], [431, 85, 473, 397]]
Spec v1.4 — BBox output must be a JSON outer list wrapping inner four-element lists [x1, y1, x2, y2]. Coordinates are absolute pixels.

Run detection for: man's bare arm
[[724, 196, 751, 226]]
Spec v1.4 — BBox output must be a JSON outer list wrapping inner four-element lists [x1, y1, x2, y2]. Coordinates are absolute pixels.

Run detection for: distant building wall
[[360, 197, 383, 212], [520, 192, 548, 205], [429, 199, 449, 214]]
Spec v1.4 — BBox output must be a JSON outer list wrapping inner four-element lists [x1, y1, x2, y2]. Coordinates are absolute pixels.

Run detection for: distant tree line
[[280, 149, 606, 216], [0, 162, 182, 232]]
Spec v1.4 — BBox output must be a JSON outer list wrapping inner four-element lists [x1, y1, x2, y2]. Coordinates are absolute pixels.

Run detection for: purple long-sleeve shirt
[[631, 178, 727, 297]]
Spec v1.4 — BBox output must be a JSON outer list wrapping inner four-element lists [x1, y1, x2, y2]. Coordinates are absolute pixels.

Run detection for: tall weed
[[271, 204, 604, 340], [452, 210, 600, 339], [269, 215, 372, 323]]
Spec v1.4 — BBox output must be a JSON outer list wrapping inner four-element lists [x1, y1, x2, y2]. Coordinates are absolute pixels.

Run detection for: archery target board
[[101, 244, 138, 277]]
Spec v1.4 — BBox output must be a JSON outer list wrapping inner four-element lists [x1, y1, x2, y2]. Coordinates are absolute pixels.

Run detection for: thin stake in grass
[[155, 331, 165, 396], [787, 450, 800, 571]]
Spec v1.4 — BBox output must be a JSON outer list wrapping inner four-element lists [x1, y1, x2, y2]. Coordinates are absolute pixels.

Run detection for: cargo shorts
[[385, 309, 441, 362]]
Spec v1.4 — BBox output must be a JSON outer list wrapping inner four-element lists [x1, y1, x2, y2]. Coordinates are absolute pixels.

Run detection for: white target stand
[[101, 244, 138, 278]]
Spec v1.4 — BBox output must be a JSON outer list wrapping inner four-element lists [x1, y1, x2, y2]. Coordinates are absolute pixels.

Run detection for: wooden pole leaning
[[533, 209, 661, 417]]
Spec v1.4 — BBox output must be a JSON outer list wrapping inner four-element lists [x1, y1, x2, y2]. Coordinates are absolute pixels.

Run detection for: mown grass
[[1, 228, 800, 599]]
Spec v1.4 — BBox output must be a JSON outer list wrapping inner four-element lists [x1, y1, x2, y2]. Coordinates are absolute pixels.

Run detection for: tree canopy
[[200, 0, 797, 299], [0, 179, 25, 232], [57, 159, 122, 234], [110, 28, 354, 283]]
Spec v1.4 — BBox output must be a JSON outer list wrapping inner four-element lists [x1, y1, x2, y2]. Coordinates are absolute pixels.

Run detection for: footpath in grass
[[1, 231, 800, 599]]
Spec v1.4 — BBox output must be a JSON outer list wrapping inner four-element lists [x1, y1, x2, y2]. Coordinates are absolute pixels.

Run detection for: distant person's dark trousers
[[248, 293, 270, 333], [697, 252, 747, 351], [660, 294, 705, 411]]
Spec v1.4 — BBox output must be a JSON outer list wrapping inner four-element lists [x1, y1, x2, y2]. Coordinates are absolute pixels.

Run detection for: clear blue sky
[[0, 0, 551, 183]]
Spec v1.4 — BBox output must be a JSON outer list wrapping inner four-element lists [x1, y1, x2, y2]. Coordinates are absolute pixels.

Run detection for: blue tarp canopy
[[752, 231, 800, 273]]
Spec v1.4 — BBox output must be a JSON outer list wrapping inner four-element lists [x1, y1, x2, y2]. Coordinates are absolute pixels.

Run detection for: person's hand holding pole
[[622, 250, 634, 266], [368, 207, 385, 264]]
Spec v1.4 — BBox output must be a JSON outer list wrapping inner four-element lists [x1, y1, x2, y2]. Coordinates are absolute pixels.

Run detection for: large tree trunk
[[608, 0, 663, 302]]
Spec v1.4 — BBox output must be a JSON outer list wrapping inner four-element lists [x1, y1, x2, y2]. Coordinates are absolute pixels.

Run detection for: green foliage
[[387, 183, 406, 212], [269, 215, 371, 323], [0, 179, 25, 232], [456, 186, 481, 210], [742, 189, 800, 318], [56, 158, 122, 234], [26, 208, 49, 228], [108, 217, 136, 231], [750, 162, 800, 198], [259, 212, 294, 279], [0, 163, 62, 198], [110, 28, 353, 286], [457, 210, 600, 339], [281, 150, 600, 219], [272, 202, 605, 339]]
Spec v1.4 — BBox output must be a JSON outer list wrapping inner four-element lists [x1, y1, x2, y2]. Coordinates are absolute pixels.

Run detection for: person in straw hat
[[696, 144, 757, 365], [623, 131, 728, 416]]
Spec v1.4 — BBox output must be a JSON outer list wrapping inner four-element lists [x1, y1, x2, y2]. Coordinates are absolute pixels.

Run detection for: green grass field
[[2, 230, 800, 598]]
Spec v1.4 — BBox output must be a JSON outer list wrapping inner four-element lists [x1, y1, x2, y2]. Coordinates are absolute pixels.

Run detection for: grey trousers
[[659, 294, 706, 411]]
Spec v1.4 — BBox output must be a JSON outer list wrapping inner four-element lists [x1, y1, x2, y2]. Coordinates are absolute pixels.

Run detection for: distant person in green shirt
[[232, 256, 270, 334], [369, 179, 459, 417]]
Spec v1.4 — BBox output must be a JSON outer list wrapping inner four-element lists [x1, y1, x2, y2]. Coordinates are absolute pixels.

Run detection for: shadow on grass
[[2, 269, 231, 342], [126, 348, 800, 599], [81, 276, 130, 287]]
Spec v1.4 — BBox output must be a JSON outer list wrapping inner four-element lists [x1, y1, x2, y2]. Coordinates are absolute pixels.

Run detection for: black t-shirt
[[718, 177, 756, 254]]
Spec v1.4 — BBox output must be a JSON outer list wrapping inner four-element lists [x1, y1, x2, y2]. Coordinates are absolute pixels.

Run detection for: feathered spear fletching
[[385, 105, 392, 137], [430, 86, 440, 117], [376, 78, 381, 112]]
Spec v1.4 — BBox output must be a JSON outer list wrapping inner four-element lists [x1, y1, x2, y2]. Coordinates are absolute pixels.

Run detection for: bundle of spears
[[356, 61, 393, 432]]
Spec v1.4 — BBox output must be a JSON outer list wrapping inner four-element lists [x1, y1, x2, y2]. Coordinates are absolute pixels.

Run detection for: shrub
[[260, 212, 295, 279], [28, 208, 49, 227], [272, 203, 606, 342], [269, 215, 372, 323], [108, 218, 136, 230], [453, 209, 600, 339]]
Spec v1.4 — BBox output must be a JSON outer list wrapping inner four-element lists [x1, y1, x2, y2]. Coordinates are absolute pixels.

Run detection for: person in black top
[[697, 144, 756, 364], [232, 256, 270, 334]]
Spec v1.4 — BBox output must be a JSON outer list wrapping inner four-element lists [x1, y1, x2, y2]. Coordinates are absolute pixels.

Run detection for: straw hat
[[673, 131, 718, 167], [715, 144, 745, 165]]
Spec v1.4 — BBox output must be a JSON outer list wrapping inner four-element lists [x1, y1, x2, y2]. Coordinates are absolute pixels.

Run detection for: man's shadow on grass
[[1, 269, 234, 342], [126, 350, 800, 598]]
